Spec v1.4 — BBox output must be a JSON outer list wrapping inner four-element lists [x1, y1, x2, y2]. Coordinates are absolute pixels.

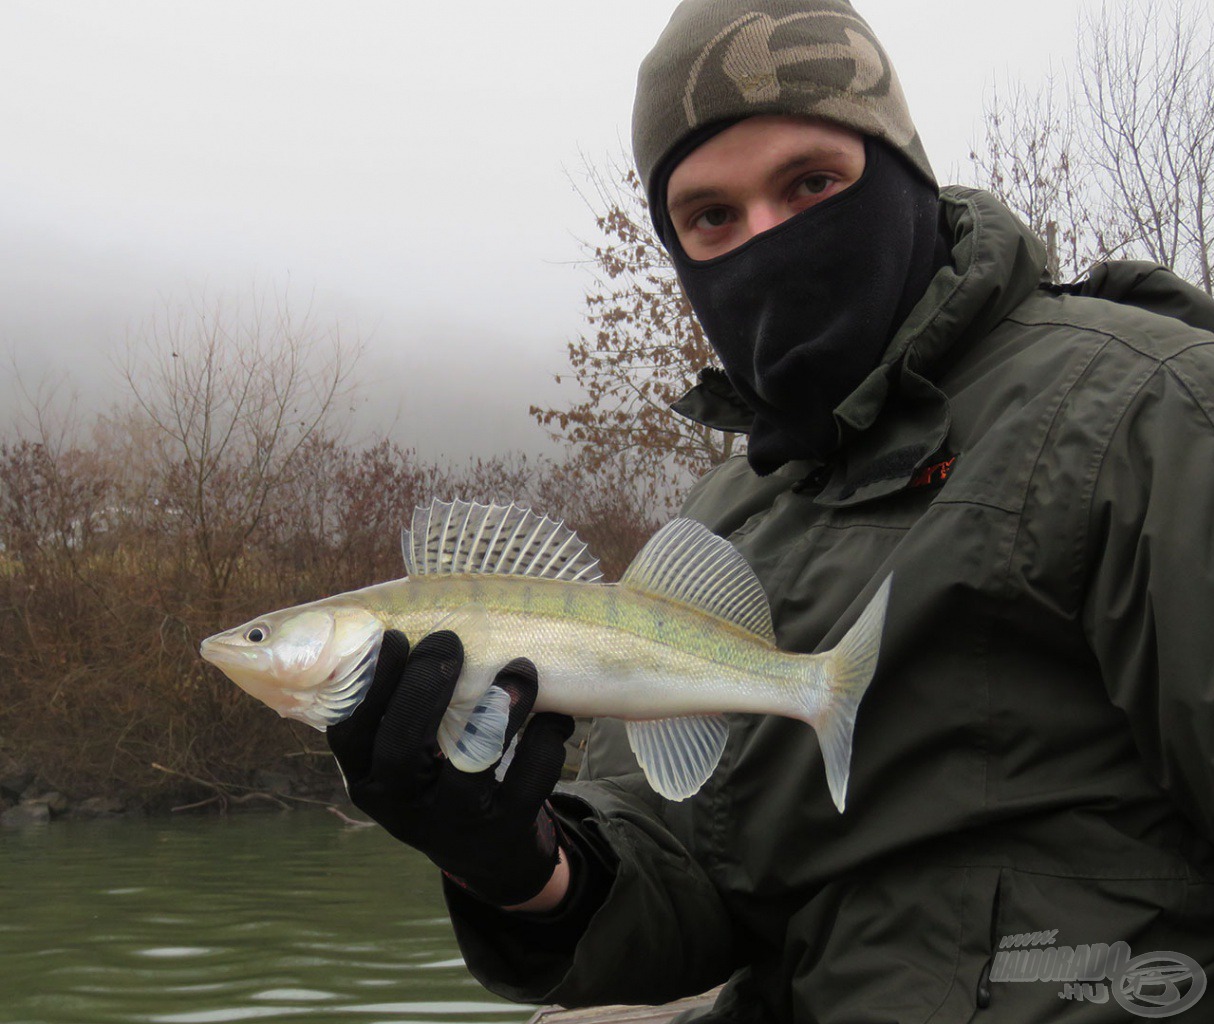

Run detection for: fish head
[[200, 602, 384, 730]]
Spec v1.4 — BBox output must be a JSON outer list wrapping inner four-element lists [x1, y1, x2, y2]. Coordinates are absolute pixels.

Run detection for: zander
[[200, 499, 890, 811]]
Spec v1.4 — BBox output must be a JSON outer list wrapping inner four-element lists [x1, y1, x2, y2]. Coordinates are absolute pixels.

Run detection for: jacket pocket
[[783, 864, 1003, 1024], [976, 867, 1214, 1021]]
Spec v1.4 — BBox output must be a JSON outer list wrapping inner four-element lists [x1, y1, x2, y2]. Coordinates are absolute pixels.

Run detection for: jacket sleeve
[[1082, 349, 1214, 843], [444, 721, 738, 1007]]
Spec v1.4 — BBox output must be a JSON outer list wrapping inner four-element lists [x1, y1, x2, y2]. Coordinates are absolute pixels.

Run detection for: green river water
[[0, 811, 536, 1024]]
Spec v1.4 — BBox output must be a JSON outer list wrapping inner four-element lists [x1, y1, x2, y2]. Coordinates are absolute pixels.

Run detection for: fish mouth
[[200, 635, 293, 716], [199, 634, 270, 683], [296, 635, 382, 731], [199, 634, 241, 669]]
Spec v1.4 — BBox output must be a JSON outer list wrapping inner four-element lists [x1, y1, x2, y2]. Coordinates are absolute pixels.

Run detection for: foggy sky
[[1, 0, 1083, 460]]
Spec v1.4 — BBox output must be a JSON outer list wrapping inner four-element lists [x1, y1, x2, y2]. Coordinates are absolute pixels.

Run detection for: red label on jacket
[[909, 455, 956, 490]]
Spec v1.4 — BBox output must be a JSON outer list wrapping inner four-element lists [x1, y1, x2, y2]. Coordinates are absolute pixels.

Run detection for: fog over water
[[1, 0, 1082, 460]]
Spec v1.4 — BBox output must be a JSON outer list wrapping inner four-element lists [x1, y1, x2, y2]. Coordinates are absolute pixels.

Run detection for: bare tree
[[531, 155, 740, 491], [969, 75, 1134, 281], [121, 292, 362, 607], [1080, 0, 1214, 293], [971, 0, 1214, 293]]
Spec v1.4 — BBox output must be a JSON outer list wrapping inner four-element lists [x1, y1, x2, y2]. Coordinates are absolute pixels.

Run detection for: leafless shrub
[[0, 334, 669, 806]]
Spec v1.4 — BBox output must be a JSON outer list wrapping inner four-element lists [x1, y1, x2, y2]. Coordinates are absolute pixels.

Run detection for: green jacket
[[450, 190, 1214, 1022]]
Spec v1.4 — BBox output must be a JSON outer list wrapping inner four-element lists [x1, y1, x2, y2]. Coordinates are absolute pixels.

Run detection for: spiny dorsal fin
[[619, 518, 774, 641], [400, 499, 603, 582]]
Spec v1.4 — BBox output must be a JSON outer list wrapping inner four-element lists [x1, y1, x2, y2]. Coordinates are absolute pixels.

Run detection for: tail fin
[[805, 576, 891, 814]]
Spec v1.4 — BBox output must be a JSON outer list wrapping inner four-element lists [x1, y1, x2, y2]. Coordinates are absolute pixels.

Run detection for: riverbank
[[0, 720, 589, 826], [0, 435, 658, 830], [0, 748, 349, 825]]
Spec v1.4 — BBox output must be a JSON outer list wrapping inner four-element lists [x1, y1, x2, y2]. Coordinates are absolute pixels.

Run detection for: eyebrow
[[667, 185, 727, 216], [667, 147, 853, 216]]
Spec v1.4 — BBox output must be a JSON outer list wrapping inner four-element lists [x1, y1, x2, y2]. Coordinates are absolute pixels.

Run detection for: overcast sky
[[1, 0, 1085, 460]]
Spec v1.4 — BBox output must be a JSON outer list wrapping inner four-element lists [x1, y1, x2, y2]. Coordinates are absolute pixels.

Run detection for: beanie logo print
[[681, 10, 904, 138]]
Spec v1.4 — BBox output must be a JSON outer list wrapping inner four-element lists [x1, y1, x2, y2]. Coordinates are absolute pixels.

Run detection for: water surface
[[0, 811, 536, 1024]]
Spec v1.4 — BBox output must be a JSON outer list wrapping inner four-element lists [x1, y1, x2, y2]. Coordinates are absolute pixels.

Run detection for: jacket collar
[[671, 188, 1048, 506]]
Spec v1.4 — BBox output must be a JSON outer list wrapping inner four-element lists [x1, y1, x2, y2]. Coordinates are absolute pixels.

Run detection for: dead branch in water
[[326, 805, 376, 828], [152, 762, 294, 812]]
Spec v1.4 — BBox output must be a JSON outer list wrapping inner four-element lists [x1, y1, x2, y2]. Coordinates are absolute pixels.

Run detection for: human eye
[[691, 206, 734, 232], [792, 173, 835, 199]]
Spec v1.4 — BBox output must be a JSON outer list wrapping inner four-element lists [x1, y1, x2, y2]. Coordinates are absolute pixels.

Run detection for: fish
[[200, 499, 890, 811]]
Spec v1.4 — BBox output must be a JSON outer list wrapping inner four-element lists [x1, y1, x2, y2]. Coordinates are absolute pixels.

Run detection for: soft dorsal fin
[[401, 499, 603, 582], [619, 518, 774, 640]]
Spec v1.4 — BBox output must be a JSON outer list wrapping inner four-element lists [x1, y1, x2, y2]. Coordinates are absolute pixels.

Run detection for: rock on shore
[[0, 769, 128, 826]]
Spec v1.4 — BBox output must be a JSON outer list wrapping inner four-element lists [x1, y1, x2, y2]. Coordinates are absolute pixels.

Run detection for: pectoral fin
[[440, 684, 512, 772], [626, 715, 728, 801], [429, 602, 510, 772]]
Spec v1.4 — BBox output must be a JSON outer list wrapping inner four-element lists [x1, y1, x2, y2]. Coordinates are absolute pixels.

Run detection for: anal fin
[[626, 715, 728, 801]]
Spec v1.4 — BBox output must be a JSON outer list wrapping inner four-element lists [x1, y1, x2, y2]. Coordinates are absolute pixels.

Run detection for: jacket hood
[[1057, 260, 1214, 334]]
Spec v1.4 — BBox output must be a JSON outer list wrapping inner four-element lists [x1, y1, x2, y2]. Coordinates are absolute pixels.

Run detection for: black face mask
[[663, 137, 943, 474]]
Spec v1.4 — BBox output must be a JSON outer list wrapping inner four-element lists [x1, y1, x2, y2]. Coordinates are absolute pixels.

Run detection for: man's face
[[665, 115, 866, 261]]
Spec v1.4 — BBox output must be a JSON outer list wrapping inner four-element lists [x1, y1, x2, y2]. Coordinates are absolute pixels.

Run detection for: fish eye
[[245, 625, 269, 643]]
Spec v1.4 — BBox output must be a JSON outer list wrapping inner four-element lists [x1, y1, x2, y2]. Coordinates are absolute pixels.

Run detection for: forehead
[[666, 115, 863, 196]]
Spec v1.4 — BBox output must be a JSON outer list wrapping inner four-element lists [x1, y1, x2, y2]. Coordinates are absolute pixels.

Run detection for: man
[[328, 1, 1214, 1020]]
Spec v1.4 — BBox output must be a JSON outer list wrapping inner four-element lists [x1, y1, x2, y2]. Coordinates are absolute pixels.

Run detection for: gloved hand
[[326, 629, 575, 907]]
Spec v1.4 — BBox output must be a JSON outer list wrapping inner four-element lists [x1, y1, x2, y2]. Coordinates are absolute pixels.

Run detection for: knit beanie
[[632, 0, 934, 200]]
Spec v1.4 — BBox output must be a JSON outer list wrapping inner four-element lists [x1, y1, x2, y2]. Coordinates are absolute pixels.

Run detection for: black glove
[[327, 629, 575, 907]]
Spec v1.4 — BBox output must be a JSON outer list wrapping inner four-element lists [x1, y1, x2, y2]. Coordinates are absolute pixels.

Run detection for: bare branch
[[967, 0, 1212, 294]]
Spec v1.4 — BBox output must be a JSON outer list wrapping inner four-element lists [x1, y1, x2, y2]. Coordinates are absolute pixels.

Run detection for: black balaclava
[[658, 134, 943, 475], [633, 0, 944, 475]]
